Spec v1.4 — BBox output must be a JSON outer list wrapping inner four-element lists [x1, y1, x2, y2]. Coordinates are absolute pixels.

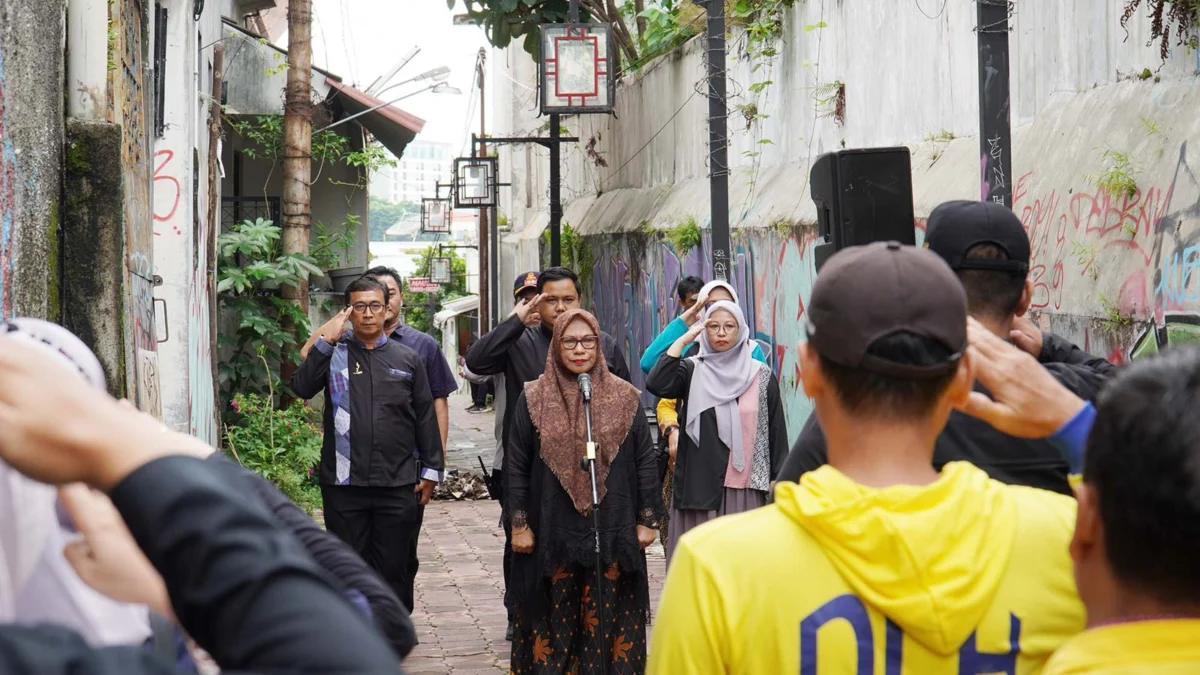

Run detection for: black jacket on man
[[466, 314, 632, 451], [292, 335, 442, 487], [205, 453, 417, 658], [0, 456, 401, 675], [777, 332, 1115, 496]]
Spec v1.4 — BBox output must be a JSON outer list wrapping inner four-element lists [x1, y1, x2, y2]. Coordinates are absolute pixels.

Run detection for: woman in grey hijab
[[646, 300, 789, 564]]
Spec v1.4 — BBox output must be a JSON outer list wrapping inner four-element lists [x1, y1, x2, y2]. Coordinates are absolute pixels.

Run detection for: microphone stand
[[581, 383, 607, 675]]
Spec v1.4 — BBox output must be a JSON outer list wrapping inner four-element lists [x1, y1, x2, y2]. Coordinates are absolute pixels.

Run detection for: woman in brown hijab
[[507, 308, 661, 675]]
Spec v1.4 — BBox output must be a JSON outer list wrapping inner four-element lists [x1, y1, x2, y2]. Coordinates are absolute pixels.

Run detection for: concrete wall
[[151, 0, 234, 443], [0, 0, 65, 322], [492, 0, 1200, 441]]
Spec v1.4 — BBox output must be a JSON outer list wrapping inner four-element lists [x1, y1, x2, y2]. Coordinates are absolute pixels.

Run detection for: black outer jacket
[[465, 314, 633, 451], [0, 457, 401, 674], [292, 336, 442, 487], [776, 332, 1116, 495]]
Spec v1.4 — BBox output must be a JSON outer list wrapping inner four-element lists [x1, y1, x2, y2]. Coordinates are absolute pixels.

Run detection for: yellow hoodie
[[1042, 620, 1200, 674], [648, 462, 1085, 674]]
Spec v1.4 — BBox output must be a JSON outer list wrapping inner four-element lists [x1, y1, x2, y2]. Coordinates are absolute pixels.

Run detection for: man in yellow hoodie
[[649, 241, 1087, 674], [962, 324, 1200, 674]]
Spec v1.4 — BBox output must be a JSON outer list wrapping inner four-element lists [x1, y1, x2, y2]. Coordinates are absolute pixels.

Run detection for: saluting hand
[[318, 306, 353, 344], [511, 293, 545, 326], [958, 317, 1086, 439], [679, 295, 706, 327]]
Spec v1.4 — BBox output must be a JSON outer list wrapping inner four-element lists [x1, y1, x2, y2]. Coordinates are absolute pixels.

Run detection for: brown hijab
[[524, 309, 641, 515]]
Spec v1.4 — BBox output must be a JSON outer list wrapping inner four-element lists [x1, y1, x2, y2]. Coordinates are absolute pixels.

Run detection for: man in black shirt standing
[[292, 275, 442, 613], [466, 266, 633, 452], [778, 201, 1116, 494]]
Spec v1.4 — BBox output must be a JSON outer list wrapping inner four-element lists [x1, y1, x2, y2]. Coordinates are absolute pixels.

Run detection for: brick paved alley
[[404, 391, 667, 674]]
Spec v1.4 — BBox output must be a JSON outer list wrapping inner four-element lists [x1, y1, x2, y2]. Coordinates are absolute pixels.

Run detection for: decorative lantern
[[538, 23, 615, 115], [430, 257, 452, 285], [421, 197, 451, 233], [453, 157, 498, 209]]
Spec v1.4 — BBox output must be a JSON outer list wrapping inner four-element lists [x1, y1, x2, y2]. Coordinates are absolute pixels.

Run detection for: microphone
[[578, 373, 594, 472], [578, 373, 593, 402]]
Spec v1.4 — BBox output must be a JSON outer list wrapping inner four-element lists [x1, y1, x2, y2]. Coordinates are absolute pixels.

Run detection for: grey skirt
[[665, 488, 767, 566]]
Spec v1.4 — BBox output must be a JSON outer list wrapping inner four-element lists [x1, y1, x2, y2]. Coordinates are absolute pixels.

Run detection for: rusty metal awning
[[326, 80, 426, 159]]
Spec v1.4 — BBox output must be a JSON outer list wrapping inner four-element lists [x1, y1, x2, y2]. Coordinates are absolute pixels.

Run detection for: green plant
[[224, 393, 323, 514], [1121, 0, 1200, 61], [665, 216, 703, 254], [814, 81, 846, 125], [540, 223, 596, 286], [1086, 149, 1141, 199], [925, 129, 956, 143], [1099, 294, 1136, 330], [1140, 116, 1162, 135], [217, 218, 323, 401], [635, 0, 703, 69], [403, 246, 470, 339], [310, 215, 358, 271], [228, 115, 396, 194]]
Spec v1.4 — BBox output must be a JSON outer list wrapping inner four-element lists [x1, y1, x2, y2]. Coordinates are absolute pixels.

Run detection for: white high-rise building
[[372, 140, 455, 204]]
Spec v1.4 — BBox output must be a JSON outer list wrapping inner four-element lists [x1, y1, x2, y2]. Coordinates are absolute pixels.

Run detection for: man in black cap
[[776, 200, 1116, 495], [649, 242, 1085, 673]]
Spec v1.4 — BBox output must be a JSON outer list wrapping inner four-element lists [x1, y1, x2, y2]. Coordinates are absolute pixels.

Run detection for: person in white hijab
[[646, 301, 790, 565], [0, 318, 152, 646]]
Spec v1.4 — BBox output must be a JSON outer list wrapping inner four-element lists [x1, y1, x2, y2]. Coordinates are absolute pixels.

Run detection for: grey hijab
[[684, 301, 764, 471]]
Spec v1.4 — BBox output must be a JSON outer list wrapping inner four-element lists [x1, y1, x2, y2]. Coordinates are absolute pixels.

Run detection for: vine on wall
[[1121, 0, 1200, 60]]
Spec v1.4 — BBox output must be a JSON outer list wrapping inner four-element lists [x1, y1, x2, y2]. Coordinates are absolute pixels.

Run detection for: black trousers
[[322, 485, 424, 613], [470, 381, 490, 407], [494, 467, 514, 622]]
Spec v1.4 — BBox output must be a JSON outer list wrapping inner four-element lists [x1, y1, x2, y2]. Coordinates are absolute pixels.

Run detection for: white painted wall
[[493, 0, 1200, 242], [152, 0, 235, 444]]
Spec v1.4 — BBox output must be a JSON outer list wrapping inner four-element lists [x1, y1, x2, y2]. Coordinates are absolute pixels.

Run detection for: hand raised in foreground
[[957, 317, 1086, 439], [59, 484, 175, 622], [0, 335, 188, 490]]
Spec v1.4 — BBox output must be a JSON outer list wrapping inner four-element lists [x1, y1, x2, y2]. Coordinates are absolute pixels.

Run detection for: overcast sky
[[295, 0, 493, 151]]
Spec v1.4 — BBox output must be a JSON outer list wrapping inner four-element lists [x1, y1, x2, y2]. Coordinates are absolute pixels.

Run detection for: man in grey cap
[[777, 201, 1115, 494]]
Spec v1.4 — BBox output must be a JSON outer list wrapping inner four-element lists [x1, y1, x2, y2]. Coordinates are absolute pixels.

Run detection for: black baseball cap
[[513, 271, 539, 297], [806, 241, 967, 379], [924, 200, 1030, 273]]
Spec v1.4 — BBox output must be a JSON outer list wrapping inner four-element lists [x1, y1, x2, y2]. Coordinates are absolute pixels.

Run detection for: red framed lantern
[[539, 23, 615, 115]]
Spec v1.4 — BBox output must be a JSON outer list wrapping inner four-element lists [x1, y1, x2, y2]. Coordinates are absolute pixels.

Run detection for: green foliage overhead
[[455, 0, 582, 55]]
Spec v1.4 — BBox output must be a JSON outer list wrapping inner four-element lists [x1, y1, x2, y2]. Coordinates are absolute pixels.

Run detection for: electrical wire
[[914, 0, 948, 20]]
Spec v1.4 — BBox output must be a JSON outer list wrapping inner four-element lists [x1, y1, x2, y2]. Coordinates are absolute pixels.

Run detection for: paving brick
[[405, 499, 666, 674]]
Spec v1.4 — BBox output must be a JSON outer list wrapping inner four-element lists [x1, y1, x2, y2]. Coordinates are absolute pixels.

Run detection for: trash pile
[[432, 469, 494, 501]]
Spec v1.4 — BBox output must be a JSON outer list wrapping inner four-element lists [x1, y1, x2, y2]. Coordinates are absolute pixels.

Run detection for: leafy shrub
[[224, 393, 323, 514]]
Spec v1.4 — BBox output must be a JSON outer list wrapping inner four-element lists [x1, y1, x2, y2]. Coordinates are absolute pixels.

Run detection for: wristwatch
[[663, 425, 679, 439]]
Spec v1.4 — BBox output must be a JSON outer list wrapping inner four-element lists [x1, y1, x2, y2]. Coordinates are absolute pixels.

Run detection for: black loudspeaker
[[810, 147, 915, 271]]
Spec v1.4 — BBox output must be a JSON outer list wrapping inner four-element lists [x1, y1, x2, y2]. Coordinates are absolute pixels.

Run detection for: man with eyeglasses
[[292, 275, 442, 614]]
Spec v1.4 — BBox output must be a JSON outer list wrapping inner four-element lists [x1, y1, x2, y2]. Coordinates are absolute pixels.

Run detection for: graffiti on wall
[[588, 230, 821, 441], [113, 0, 159, 415], [0, 48, 16, 319], [188, 154, 216, 443], [153, 149, 183, 235], [1014, 142, 1200, 363]]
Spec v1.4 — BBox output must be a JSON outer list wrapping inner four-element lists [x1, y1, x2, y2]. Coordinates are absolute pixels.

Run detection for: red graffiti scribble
[[1014, 170, 1177, 316], [153, 149, 182, 233]]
